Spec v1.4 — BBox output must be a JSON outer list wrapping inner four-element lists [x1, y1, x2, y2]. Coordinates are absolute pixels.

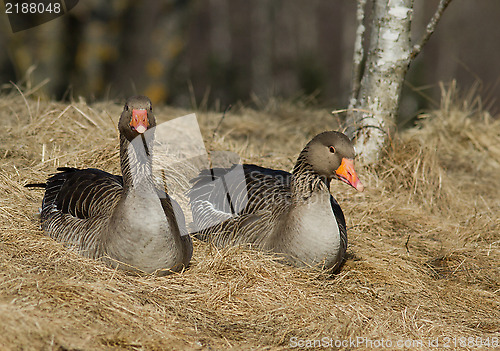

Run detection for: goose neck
[[291, 155, 329, 200], [120, 134, 154, 189]]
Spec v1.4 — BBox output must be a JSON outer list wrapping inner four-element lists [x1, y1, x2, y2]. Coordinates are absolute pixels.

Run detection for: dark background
[[1, 0, 499, 124]]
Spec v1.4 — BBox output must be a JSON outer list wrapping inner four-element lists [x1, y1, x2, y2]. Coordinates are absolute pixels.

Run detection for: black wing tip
[[24, 183, 46, 188], [25, 168, 81, 189]]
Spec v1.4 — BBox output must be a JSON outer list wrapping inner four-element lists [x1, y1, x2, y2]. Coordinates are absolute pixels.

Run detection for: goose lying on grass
[[26, 96, 192, 275], [189, 131, 364, 273]]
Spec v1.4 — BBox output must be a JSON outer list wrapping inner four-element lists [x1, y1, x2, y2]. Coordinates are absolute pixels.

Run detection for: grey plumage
[[189, 131, 364, 273], [27, 96, 192, 275]]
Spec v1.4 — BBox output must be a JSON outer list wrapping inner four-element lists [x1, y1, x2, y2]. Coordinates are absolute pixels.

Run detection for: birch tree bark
[[346, 0, 453, 163]]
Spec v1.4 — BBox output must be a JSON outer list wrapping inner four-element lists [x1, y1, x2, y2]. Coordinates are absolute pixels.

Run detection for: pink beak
[[130, 109, 148, 134]]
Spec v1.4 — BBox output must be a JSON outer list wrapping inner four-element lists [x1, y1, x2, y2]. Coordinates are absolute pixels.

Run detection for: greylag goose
[[26, 96, 192, 275], [189, 131, 364, 272]]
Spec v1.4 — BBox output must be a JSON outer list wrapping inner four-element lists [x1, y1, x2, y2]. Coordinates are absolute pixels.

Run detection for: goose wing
[[330, 195, 347, 272], [241, 164, 292, 212], [158, 194, 193, 266], [41, 167, 123, 220], [189, 164, 291, 233]]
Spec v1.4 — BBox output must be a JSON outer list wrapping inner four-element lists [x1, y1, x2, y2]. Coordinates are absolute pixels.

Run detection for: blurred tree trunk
[[251, 0, 272, 99], [210, 0, 231, 63], [346, 0, 452, 163]]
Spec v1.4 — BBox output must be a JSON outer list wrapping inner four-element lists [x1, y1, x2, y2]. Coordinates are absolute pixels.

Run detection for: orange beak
[[335, 158, 364, 192], [130, 109, 148, 134]]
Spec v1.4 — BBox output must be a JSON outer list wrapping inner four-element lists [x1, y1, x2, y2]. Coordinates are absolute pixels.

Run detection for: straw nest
[[1, 82, 499, 350]]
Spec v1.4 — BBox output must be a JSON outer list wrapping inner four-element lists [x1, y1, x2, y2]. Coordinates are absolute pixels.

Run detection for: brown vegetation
[[1, 83, 499, 350]]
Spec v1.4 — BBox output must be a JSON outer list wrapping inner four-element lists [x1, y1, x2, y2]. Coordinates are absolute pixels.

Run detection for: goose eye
[[149, 105, 153, 111], [125, 104, 129, 111], [329, 146, 336, 153]]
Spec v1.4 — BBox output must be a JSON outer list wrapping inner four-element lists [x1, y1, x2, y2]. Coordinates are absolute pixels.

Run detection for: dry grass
[[1, 83, 499, 350]]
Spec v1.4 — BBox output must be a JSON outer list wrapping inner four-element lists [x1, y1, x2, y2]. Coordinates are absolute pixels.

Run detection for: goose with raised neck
[[27, 96, 192, 275]]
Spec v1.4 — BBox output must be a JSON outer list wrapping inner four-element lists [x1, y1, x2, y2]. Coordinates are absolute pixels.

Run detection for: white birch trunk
[[346, 0, 453, 163], [346, 0, 413, 163]]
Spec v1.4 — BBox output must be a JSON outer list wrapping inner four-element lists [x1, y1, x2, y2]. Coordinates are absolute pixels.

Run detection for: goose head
[[304, 131, 364, 192], [118, 95, 156, 141]]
